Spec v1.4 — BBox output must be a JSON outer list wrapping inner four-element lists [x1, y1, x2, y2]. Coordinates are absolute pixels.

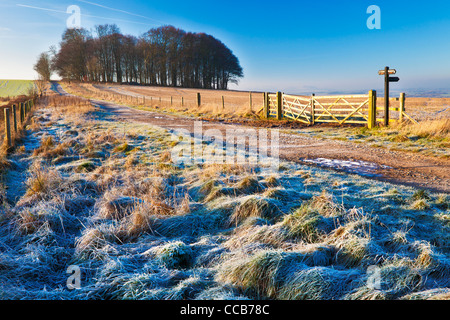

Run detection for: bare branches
[[51, 25, 243, 90]]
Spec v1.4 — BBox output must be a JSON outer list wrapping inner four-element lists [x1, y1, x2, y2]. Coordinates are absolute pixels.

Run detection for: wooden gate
[[312, 94, 370, 125], [262, 90, 415, 127], [264, 92, 374, 126], [282, 94, 312, 124]]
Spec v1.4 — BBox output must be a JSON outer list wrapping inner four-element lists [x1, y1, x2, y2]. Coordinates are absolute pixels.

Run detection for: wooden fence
[[263, 90, 417, 128], [2, 98, 36, 148]]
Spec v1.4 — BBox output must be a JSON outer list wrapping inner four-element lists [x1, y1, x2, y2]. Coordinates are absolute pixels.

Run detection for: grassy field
[[0, 80, 35, 98], [62, 82, 265, 119], [400, 97, 450, 121], [0, 93, 448, 300]]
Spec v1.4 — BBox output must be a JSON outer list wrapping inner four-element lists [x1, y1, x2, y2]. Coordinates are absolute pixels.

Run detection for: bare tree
[[52, 25, 243, 89], [34, 52, 52, 81], [33, 79, 45, 97]]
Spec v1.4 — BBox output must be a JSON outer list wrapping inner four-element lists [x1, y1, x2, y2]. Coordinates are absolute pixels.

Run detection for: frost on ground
[[302, 158, 391, 177], [0, 101, 449, 300]]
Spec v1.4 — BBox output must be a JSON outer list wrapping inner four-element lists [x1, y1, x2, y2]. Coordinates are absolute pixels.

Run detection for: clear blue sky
[[1, 0, 450, 94]]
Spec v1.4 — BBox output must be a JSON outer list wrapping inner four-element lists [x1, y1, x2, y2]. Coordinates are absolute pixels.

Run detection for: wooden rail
[[263, 91, 417, 127]]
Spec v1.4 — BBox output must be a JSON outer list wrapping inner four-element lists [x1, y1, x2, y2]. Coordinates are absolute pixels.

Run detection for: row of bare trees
[[44, 24, 243, 90]]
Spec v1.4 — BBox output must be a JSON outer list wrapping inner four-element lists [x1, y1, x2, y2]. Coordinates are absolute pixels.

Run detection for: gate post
[[368, 90, 377, 129], [263, 92, 269, 119], [311, 94, 315, 125], [276, 91, 283, 120], [399, 93, 405, 123]]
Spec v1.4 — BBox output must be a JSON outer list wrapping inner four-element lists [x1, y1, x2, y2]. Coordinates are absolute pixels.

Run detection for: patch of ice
[[303, 158, 391, 177]]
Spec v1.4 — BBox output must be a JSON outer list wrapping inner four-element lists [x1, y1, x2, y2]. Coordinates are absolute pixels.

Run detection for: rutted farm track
[[59, 84, 450, 194]]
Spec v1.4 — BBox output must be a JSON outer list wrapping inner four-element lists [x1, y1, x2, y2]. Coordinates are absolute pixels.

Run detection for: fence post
[[311, 94, 315, 125], [249, 91, 252, 112], [23, 101, 26, 119], [197, 93, 201, 107], [19, 103, 24, 123], [368, 90, 377, 129], [399, 93, 405, 123], [12, 104, 17, 133], [4, 108, 11, 148], [171, 96, 173, 106], [276, 91, 283, 120], [263, 92, 268, 119], [222, 96, 225, 109], [182, 96, 184, 107]]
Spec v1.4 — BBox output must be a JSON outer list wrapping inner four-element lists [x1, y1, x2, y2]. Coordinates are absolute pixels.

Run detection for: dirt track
[[55, 83, 450, 194]]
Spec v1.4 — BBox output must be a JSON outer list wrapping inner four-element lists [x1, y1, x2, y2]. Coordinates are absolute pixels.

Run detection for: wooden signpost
[[379, 66, 400, 126]]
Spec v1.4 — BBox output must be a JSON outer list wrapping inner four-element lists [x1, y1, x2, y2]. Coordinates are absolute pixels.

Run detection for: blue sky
[[1, 0, 450, 94]]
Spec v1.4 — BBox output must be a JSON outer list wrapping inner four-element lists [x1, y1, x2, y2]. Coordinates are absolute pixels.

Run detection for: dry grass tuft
[[230, 196, 282, 226], [0, 145, 10, 171], [199, 164, 256, 180], [309, 191, 345, 217], [279, 267, 360, 300], [234, 176, 263, 194], [264, 175, 280, 187], [400, 118, 450, 139], [33, 135, 68, 159], [281, 206, 324, 243], [216, 250, 293, 298], [24, 162, 62, 199], [411, 199, 430, 210], [75, 228, 111, 260], [116, 206, 159, 241], [146, 241, 193, 269], [97, 196, 144, 220], [13, 210, 43, 234]]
